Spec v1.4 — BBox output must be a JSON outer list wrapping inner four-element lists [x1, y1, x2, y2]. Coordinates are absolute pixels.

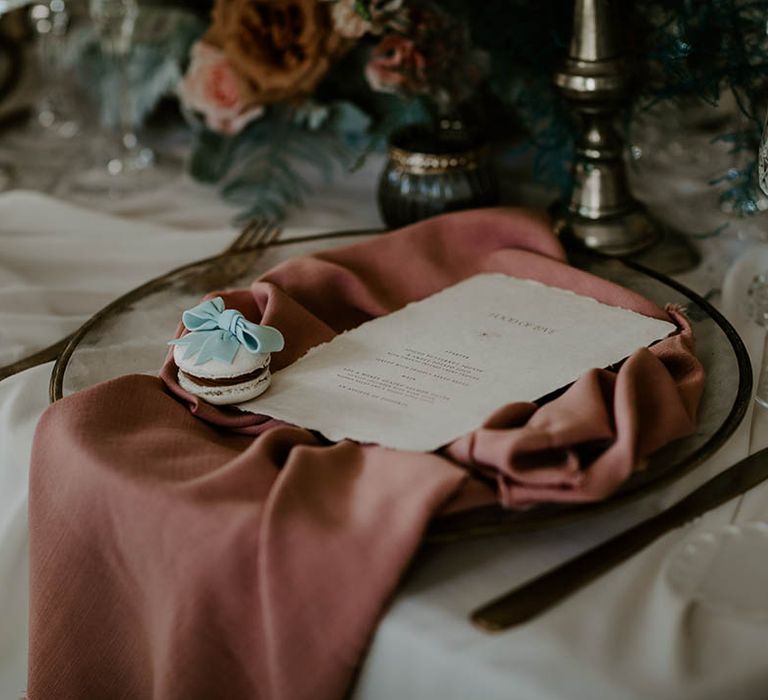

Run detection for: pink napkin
[[28, 208, 703, 700]]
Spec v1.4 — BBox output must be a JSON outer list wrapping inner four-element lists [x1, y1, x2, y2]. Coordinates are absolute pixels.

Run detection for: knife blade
[[471, 444, 768, 632]]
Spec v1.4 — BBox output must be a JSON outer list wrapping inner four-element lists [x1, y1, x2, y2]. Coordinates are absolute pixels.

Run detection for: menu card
[[240, 273, 675, 452]]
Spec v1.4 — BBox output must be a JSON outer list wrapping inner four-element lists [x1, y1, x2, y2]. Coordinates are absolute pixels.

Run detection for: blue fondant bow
[[168, 297, 284, 366]]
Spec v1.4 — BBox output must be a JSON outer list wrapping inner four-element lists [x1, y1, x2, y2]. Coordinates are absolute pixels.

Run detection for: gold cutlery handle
[[472, 442, 768, 632], [472, 507, 681, 631]]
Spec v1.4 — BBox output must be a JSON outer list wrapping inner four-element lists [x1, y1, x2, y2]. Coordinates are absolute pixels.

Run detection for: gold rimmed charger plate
[[51, 230, 751, 541]]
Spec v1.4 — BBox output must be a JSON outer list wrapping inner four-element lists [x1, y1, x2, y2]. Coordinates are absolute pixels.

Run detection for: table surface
[[3, 86, 768, 700]]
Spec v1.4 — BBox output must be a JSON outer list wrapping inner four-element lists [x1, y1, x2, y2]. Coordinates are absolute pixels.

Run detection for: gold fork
[[0, 217, 282, 383], [227, 217, 282, 253]]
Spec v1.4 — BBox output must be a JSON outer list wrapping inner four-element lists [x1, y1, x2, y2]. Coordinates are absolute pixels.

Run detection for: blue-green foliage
[[632, 0, 768, 216], [187, 102, 373, 223], [184, 86, 437, 222]]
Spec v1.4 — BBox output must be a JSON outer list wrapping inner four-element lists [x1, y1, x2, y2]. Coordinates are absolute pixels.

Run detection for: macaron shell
[[174, 341, 270, 380], [178, 368, 272, 405]]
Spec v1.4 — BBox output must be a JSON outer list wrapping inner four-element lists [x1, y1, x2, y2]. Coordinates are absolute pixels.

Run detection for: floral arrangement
[[175, 0, 495, 220], [179, 1, 347, 135], [179, 0, 491, 132], [168, 0, 768, 223]]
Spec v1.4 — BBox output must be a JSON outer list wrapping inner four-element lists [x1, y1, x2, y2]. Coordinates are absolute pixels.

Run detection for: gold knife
[[471, 444, 768, 631]]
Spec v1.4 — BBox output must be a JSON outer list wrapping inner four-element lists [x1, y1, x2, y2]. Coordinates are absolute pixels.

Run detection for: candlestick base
[[552, 203, 700, 274]]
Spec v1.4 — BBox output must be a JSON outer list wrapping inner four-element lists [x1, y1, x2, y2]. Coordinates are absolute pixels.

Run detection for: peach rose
[[206, 0, 347, 104], [365, 34, 427, 94], [178, 41, 264, 135]]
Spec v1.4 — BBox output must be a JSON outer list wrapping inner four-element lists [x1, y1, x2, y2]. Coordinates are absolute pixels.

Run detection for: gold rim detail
[[388, 145, 488, 175]]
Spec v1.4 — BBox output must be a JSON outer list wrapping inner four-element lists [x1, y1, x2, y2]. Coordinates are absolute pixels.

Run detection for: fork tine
[[259, 223, 282, 249], [233, 219, 283, 252], [236, 221, 281, 252], [226, 218, 266, 253], [249, 220, 277, 249], [230, 218, 274, 251], [225, 220, 255, 253]]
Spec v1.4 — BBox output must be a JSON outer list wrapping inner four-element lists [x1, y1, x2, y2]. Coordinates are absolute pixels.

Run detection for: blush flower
[[178, 41, 264, 135], [331, 0, 372, 38], [331, 0, 406, 38], [365, 34, 427, 94]]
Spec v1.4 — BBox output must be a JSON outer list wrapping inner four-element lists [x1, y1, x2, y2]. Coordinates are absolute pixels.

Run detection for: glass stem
[[34, 18, 54, 122], [115, 46, 136, 157]]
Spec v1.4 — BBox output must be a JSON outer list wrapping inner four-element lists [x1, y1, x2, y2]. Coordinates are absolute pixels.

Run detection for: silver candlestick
[[553, 0, 662, 257]]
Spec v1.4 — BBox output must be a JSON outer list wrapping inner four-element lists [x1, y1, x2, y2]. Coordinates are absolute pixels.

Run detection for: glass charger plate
[[50, 231, 751, 540]]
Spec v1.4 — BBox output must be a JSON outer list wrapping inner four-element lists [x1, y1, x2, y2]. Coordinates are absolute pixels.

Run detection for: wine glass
[[84, 0, 154, 188], [29, 0, 79, 137]]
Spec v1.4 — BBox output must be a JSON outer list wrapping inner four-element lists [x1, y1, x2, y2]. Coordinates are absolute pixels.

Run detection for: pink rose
[[178, 41, 264, 135], [364, 35, 427, 95]]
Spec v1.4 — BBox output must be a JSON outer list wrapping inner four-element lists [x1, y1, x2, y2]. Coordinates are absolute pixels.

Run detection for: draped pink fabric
[[28, 208, 704, 700]]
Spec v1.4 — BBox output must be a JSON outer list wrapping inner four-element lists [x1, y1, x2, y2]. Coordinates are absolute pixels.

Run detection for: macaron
[[174, 342, 272, 405]]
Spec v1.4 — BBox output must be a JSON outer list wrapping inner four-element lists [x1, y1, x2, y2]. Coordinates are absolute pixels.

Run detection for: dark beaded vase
[[377, 124, 498, 229]]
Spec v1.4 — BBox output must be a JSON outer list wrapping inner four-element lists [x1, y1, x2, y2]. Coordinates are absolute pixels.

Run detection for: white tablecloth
[[2, 182, 768, 700]]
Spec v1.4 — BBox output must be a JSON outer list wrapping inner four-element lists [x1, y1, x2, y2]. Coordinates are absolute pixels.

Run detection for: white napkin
[[0, 190, 237, 366], [0, 364, 49, 700]]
